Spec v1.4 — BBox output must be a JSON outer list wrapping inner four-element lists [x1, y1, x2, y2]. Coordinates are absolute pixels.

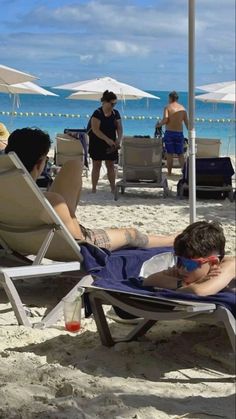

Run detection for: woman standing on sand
[[88, 90, 123, 194]]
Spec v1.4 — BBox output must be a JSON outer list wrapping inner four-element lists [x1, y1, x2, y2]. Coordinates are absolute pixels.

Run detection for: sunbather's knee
[[125, 228, 149, 248], [44, 191, 65, 207], [62, 158, 83, 174]]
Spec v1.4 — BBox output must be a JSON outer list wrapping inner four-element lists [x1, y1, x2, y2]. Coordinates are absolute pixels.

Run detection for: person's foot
[[91, 189, 96, 193]]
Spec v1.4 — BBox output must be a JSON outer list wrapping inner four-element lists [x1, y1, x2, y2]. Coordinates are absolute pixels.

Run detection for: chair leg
[[89, 294, 115, 346], [34, 281, 84, 329], [0, 272, 31, 327], [119, 319, 157, 342], [216, 306, 236, 352], [89, 293, 157, 346]]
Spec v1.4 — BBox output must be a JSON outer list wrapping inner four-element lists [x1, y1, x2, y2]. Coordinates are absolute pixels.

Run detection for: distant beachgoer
[[143, 221, 235, 296], [0, 123, 10, 151], [88, 90, 123, 193], [5, 127, 176, 251], [156, 91, 188, 175]]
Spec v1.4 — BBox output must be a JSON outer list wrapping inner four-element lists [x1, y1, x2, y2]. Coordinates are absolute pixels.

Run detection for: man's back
[[166, 102, 188, 132]]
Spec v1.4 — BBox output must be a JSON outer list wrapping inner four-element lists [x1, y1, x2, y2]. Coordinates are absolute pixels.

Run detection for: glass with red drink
[[63, 287, 84, 333]]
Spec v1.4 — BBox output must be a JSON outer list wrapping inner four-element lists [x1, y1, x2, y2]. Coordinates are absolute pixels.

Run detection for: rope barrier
[[0, 110, 235, 123]]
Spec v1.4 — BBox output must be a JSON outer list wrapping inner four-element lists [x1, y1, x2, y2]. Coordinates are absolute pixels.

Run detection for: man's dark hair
[[5, 127, 51, 172], [174, 221, 225, 260], [169, 91, 179, 102], [101, 90, 117, 102]]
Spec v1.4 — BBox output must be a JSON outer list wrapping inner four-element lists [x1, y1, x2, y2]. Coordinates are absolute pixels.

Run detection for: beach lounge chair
[[177, 157, 235, 201], [114, 136, 169, 200], [79, 248, 235, 351], [55, 133, 84, 166], [196, 138, 221, 158], [0, 152, 87, 328]]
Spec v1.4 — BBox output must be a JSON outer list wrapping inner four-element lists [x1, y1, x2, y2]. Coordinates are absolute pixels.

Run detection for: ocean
[[0, 90, 235, 154]]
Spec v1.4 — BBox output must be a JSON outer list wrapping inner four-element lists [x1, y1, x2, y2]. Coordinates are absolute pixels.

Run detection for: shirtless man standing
[[156, 91, 188, 175]]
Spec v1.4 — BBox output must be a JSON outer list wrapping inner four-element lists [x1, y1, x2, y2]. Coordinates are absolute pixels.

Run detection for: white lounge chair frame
[[114, 137, 169, 200], [80, 275, 236, 352], [0, 152, 87, 328]]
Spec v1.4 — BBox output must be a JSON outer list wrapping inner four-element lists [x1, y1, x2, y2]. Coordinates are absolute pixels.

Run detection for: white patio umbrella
[[0, 81, 58, 96], [195, 91, 235, 104], [0, 64, 37, 85], [195, 81, 236, 104], [197, 81, 235, 94], [67, 91, 154, 101], [54, 77, 159, 100]]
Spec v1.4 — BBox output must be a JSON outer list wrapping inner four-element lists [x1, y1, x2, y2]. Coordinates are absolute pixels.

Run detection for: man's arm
[[156, 107, 169, 128], [179, 257, 236, 296], [143, 267, 180, 289], [91, 117, 114, 147]]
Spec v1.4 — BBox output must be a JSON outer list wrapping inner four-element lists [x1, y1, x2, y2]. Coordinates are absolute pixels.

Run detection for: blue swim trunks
[[164, 130, 184, 154]]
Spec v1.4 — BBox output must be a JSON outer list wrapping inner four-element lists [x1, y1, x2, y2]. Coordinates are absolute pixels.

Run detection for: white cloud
[[104, 40, 149, 56], [0, 0, 234, 88]]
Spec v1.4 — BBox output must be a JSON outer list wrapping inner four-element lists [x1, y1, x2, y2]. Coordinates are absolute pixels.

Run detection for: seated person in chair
[[143, 221, 235, 296], [5, 127, 177, 251]]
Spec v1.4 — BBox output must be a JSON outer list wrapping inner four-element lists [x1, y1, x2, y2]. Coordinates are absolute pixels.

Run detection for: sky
[[0, 0, 235, 90]]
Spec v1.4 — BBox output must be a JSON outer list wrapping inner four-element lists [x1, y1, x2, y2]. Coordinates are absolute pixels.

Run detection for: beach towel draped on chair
[[177, 157, 235, 201], [79, 246, 236, 351]]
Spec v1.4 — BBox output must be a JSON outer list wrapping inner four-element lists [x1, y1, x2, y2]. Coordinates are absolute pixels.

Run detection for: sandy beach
[[0, 164, 235, 419]]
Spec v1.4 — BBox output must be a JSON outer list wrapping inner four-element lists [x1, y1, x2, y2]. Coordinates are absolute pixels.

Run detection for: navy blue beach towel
[[80, 245, 236, 317]]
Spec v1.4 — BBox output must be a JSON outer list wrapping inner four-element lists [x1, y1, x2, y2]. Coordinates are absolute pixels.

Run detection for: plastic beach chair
[[177, 157, 235, 201], [114, 136, 169, 200], [196, 138, 221, 158], [0, 152, 89, 328], [55, 133, 84, 166], [79, 256, 236, 351]]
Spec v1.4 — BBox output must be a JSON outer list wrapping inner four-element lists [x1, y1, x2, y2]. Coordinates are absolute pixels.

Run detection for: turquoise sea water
[[0, 90, 235, 154]]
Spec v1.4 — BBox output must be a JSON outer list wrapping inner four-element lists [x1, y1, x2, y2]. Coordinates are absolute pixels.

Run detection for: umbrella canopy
[[55, 77, 159, 100], [197, 81, 235, 94], [195, 91, 235, 104], [67, 91, 153, 101], [196, 81, 236, 104], [0, 81, 58, 96], [0, 64, 36, 85]]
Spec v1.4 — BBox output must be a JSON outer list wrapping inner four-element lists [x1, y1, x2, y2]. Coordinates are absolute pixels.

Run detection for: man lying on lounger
[[143, 221, 235, 296], [5, 127, 176, 251]]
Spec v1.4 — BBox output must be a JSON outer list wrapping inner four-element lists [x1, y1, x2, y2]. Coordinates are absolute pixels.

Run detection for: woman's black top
[[88, 107, 121, 161]]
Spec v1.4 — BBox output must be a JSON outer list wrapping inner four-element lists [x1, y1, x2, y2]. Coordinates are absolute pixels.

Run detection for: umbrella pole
[[188, 0, 196, 223]]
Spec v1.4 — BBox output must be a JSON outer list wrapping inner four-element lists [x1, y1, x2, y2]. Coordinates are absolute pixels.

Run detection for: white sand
[[0, 164, 235, 419]]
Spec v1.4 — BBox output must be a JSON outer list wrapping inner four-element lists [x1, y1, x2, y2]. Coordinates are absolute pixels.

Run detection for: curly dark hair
[[5, 127, 51, 172], [174, 221, 225, 260], [101, 90, 117, 103]]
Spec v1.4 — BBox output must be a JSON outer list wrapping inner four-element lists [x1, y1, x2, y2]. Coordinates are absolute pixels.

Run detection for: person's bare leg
[[103, 227, 176, 251], [49, 158, 83, 216], [178, 153, 185, 170], [166, 153, 173, 175], [105, 160, 116, 193], [91, 160, 102, 193]]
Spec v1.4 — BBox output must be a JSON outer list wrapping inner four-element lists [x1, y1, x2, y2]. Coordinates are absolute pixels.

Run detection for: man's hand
[[205, 264, 222, 279]]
